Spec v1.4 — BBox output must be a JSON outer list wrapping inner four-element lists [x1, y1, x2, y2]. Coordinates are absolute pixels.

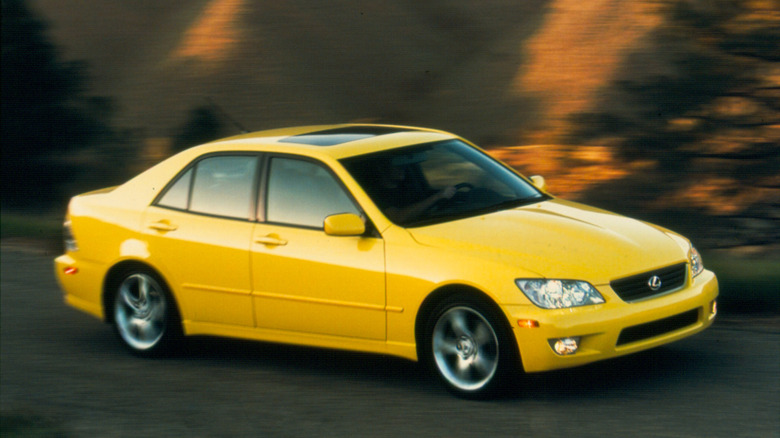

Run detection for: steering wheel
[[426, 183, 475, 215]]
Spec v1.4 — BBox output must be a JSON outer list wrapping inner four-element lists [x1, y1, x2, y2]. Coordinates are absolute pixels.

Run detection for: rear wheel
[[424, 294, 517, 398], [112, 269, 181, 356]]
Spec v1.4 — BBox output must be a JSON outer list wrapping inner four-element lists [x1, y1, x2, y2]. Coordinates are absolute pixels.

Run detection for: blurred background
[[2, 0, 778, 307]]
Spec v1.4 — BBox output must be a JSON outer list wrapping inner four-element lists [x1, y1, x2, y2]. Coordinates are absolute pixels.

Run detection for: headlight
[[689, 246, 703, 277], [516, 279, 605, 309]]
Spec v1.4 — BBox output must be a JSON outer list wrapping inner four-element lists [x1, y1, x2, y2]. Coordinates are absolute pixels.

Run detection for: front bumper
[[505, 269, 718, 373]]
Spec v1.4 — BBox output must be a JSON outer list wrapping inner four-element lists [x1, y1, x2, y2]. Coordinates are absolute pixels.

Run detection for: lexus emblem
[[648, 275, 662, 291]]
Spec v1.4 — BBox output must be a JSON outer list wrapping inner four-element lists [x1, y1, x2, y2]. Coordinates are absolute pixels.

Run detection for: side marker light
[[518, 319, 540, 328], [64, 267, 78, 275]]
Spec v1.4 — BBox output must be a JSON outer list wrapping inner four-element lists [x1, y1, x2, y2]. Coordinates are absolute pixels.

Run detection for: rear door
[[144, 154, 259, 327]]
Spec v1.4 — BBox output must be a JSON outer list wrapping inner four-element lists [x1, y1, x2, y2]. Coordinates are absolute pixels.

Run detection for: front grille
[[616, 309, 699, 346], [610, 263, 687, 302]]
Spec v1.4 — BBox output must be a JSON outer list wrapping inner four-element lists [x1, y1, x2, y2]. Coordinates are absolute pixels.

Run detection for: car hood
[[407, 199, 688, 284]]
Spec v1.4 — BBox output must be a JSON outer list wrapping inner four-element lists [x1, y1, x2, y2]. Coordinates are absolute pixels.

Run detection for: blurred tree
[[569, 0, 779, 248], [172, 105, 227, 151], [1, 0, 114, 208], [571, 0, 778, 168]]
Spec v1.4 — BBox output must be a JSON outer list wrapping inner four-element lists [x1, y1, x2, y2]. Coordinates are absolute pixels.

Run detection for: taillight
[[64, 219, 78, 252]]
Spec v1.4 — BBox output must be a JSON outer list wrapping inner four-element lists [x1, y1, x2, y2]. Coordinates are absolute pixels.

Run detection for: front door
[[250, 156, 386, 340]]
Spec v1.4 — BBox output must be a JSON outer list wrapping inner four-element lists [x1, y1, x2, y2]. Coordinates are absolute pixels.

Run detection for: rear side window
[[156, 155, 259, 220], [157, 168, 192, 210]]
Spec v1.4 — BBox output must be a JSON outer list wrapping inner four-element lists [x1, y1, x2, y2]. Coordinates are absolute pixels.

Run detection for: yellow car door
[[144, 154, 259, 327], [251, 156, 386, 340]]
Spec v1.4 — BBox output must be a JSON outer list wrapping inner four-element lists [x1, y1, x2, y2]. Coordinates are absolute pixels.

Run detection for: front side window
[[156, 155, 258, 220], [266, 157, 360, 228]]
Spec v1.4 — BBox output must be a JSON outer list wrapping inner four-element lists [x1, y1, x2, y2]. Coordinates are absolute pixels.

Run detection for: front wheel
[[425, 295, 518, 398], [113, 270, 181, 356]]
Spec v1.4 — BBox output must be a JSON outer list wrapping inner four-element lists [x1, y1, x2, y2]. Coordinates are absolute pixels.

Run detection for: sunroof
[[279, 126, 413, 146]]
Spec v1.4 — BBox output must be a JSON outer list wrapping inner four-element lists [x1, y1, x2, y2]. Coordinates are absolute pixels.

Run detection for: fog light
[[550, 337, 580, 356], [710, 300, 717, 319]]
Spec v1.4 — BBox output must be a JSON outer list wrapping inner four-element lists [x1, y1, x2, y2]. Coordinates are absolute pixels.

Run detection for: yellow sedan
[[55, 124, 718, 398]]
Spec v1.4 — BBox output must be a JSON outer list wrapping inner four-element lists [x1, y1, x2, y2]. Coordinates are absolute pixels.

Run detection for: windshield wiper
[[482, 194, 547, 213], [405, 194, 548, 228]]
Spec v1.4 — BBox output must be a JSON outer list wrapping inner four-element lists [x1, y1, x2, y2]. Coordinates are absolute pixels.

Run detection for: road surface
[[2, 246, 778, 437]]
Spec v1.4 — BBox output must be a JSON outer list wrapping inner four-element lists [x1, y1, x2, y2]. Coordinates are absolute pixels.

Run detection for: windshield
[[341, 139, 547, 227]]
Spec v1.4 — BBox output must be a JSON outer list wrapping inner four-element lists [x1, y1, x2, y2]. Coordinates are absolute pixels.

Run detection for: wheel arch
[[102, 259, 179, 324], [414, 284, 518, 364]]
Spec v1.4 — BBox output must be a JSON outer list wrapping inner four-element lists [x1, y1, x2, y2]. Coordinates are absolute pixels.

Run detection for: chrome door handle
[[255, 235, 288, 246], [148, 221, 178, 232]]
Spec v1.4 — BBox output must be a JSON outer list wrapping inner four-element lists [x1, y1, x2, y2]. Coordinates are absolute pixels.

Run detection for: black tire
[[422, 293, 518, 399], [111, 268, 182, 357]]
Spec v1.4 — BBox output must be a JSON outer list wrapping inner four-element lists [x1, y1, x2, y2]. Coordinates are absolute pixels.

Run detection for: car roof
[[106, 124, 461, 213], [195, 124, 458, 159]]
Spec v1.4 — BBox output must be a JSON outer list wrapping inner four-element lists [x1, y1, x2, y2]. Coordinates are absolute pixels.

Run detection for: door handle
[[148, 221, 178, 232], [255, 235, 288, 246]]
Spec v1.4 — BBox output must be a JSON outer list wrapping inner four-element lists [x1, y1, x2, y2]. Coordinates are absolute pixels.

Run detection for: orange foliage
[[513, 0, 661, 143], [171, 0, 247, 64], [488, 145, 629, 199]]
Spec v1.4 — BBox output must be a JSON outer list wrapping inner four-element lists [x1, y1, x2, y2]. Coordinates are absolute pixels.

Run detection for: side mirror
[[530, 175, 547, 192], [324, 213, 366, 236]]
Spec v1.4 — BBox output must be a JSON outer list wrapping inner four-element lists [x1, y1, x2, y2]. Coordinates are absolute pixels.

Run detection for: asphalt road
[[2, 246, 778, 437]]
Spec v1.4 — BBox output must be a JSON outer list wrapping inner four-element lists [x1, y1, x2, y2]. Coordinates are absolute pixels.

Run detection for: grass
[[703, 252, 780, 314], [1, 211, 62, 242], [0, 413, 70, 438]]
